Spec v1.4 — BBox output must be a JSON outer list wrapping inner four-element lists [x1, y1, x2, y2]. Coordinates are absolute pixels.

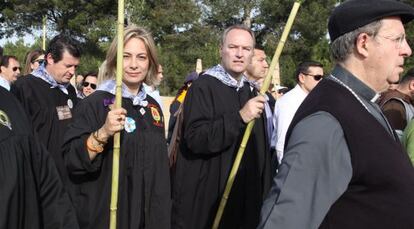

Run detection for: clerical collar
[[204, 64, 248, 90], [0, 75, 10, 91], [97, 79, 148, 107], [331, 65, 379, 103], [32, 64, 70, 95]]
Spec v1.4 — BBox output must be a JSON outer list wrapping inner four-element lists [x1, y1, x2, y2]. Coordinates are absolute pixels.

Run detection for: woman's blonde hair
[[99, 24, 159, 86]]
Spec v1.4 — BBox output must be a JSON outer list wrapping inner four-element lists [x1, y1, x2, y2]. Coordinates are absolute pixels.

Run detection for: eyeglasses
[[12, 67, 21, 72], [302, 72, 323, 81], [375, 33, 406, 49], [82, 82, 97, 89]]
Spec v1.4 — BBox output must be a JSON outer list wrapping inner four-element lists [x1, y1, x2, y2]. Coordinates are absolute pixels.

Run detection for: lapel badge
[[140, 107, 146, 115], [0, 110, 12, 130], [67, 99, 73, 109], [124, 117, 136, 133], [150, 106, 161, 123]]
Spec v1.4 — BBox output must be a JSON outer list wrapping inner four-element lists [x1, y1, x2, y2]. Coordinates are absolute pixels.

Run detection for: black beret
[[328, 0, 414, 42]]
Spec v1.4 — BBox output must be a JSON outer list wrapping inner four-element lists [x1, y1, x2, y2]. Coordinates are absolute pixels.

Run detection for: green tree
[[3, 38, 31, 64], [0, 0, 117, 42], [0, 0, 117, 75], [259, 0, 337, 88], [127, 0, 219, 95], [1, 0, 344, 94], [200, 0, 260, 29]]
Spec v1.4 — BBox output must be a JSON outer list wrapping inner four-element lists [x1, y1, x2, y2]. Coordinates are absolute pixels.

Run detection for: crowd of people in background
[[2, 0, 414, 228]]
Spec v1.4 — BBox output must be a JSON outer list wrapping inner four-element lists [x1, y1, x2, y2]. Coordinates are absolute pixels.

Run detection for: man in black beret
[[259, 0, 414, 228]]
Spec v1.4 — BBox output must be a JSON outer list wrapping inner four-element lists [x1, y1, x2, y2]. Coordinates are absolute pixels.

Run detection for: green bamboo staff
[[109, 0, 125, 228], [212, 2, 302, 228]]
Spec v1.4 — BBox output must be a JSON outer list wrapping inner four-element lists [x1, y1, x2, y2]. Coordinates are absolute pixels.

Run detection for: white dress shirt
[[0, 75, 10, 91], [272, 84, 308, 163]]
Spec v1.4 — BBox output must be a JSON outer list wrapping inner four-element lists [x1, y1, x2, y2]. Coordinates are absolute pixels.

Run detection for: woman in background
[[77, 71, 98, 99], [23, 49, 45, 75]]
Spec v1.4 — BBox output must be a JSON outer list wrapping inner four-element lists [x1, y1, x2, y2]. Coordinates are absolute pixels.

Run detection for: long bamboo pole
[[196, 58, 202, 74], [211, 2, 302, 228], [42, 16, 46, 50], [109, 0, 124, 228]]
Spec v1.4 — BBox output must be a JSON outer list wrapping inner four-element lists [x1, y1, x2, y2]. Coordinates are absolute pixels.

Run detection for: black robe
[[62, 91, 171, 229], [171, 75, 272, 229], [0, 87, 79, 229], [11, 75, 78, 180]]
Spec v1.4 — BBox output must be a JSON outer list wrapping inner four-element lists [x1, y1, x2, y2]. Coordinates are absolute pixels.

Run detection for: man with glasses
[[0, 55, 21, 91], [11, 34, 81, 181], [271, 61, 323, 164], [259, 1, 414, 228]]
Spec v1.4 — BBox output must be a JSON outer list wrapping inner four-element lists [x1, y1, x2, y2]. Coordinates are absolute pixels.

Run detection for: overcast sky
[[0, 31, 41, 46]]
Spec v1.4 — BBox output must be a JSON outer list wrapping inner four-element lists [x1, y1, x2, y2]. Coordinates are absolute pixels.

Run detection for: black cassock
[[11, 76, 78, 180], [62, 91, 171, 229], [172, 75, 272, 229], [0, 87, 79, 229]]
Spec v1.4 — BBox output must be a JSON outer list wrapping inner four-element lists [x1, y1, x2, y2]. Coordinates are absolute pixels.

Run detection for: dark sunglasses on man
[[12, 67, 22, 72], [82, 82, 97, 89], [302, 72, 324, 81]]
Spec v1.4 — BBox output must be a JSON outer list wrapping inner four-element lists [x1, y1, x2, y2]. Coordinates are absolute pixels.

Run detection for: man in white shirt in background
[[272, 61, 323, 164]]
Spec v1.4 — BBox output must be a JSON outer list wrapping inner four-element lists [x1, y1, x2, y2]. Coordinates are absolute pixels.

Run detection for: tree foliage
[[258, 0, 337, 86], [1, 0, 117, 42], [5, 0, 414, 94]]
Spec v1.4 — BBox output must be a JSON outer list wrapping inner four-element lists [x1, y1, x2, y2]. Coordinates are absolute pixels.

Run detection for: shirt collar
[[0, 75, 10, 91], [97, 79, 148, 107], [331, 64, 379, 102], [294, 84, 309, 96], [31, 64, 70, 94]]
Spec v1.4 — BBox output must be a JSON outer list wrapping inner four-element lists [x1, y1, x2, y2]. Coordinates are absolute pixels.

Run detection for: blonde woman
[[63, 25, 170, 229]]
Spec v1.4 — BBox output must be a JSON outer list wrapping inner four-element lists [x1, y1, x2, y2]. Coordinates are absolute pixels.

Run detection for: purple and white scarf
[[97, 80, 148, 107], [31, 64, 70, 94]]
